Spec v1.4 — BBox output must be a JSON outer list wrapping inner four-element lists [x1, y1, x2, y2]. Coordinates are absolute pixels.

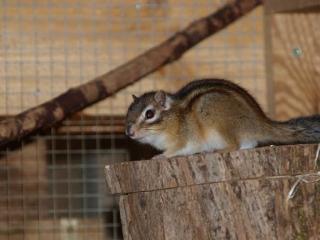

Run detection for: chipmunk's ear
[[154, 91, 172, 110], [132, 94, 138, 101]]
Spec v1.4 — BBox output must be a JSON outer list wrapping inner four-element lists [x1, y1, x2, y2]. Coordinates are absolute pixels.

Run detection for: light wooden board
[[268, 11, 320, 120], [0, 0, 266, 116]]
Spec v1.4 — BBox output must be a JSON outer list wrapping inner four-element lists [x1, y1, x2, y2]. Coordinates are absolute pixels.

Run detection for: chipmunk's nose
[[125, 125, 135, 137]]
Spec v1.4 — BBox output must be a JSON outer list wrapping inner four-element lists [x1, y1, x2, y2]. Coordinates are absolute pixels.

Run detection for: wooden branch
[[0, 0, 263, 149], [105, 145, 320, 239]]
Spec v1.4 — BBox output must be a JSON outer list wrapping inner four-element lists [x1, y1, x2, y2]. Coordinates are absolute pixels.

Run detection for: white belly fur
[[239, 138, 257, 149], [173, 132, 258, 156]]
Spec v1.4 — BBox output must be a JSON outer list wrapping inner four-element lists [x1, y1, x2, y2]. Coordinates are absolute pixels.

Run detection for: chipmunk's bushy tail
[[275, 115, 320, 144]]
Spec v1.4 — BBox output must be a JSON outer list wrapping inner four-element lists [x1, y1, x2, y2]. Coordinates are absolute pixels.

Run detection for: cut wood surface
[[105, 144, 320, 240], [105, 144, 319, 194]]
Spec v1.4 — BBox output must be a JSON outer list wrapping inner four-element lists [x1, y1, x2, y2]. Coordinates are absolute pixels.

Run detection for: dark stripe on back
[[174, 79, 267, 118], [183, 88, 232, 112]]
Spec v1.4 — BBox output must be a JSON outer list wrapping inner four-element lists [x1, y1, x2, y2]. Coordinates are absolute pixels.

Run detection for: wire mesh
[[0, 0, 265, 239]]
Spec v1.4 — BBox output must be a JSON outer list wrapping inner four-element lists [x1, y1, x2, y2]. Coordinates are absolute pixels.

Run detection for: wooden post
[[105, 144, 320, 240]]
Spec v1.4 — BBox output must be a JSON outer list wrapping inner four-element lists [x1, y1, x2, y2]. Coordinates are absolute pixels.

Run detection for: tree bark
[[105, 144, 318, 194], [105, 145, 320, 240], [0, 0, 263, 149]]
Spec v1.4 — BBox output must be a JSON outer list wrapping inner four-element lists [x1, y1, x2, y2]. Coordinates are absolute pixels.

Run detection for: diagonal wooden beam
[[0, 0, 263, 149]]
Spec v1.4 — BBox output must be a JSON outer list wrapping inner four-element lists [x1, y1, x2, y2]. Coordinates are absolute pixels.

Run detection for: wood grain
[[269, 12, 320, 120]]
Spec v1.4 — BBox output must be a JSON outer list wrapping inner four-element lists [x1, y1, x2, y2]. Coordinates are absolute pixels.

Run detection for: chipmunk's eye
[[145, 109, 155, 119]]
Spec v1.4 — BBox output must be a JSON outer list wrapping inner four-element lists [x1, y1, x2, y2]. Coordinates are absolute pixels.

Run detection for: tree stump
[[105, 144, 320, 240]]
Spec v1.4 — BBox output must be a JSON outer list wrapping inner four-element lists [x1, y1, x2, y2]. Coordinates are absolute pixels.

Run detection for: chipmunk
[[125, 79, 320, 158]]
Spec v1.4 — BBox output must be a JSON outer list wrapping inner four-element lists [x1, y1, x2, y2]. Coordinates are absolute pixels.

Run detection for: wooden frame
[[264, 0, 320, 120]]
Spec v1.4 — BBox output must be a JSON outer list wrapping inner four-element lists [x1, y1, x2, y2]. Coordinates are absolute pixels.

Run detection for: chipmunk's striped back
[[173, 79, 268, 119]]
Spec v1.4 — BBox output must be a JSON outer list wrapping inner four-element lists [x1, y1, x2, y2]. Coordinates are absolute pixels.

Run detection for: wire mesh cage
[[0, 0, 264, 239]]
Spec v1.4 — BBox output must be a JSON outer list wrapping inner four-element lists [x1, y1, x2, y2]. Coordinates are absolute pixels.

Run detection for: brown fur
[[125, 79, 320, 157]]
